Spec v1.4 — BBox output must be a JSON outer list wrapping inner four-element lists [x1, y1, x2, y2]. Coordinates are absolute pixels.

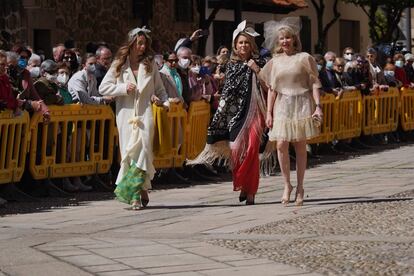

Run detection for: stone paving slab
[[0, 144, 414, 275]]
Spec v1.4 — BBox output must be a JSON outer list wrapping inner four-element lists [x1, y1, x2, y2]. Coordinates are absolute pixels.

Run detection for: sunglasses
[[62, 56, 73, 61], [168, 59, 178, 63]]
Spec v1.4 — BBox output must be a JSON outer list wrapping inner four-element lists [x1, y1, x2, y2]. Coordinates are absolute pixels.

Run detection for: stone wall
[[2, 0, 200, 55], [0, 0, 25, 50]]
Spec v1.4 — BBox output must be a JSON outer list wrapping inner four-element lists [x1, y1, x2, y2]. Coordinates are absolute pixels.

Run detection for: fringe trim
[[259, 141, 278, 177], [186, 140, 232, 167]]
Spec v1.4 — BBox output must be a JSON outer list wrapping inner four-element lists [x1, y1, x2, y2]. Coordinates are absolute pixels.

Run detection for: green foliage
[[342, 0, 414, 44]]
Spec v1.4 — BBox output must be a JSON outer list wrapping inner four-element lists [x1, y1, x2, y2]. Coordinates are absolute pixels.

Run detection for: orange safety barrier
[[400, 87, 414, 131], [308, 93, 336, 144], [29, 105, 115, 179], [334, 90, 363, 140], [186, 100, 211, 160], [362, 88, 399, 135], [0, 110, 30, 184], [153, 102, 187, 169]]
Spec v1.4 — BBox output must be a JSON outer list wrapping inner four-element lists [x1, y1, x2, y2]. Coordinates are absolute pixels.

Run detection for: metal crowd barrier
[[0, 110, 30, 184], [186, 100, 211, 160], [308, 93, 336, 144], [362, 88, 400, 135], [400, 88, 414, 131], [29, 105, 115, 179], [153, 102, 187, 169], [334, 90, 363, 140]]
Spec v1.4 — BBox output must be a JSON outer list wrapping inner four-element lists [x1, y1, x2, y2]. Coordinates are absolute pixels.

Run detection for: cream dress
[[260, 52, 321, 142]]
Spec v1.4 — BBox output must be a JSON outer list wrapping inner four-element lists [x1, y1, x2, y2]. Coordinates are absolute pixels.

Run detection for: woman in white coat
[[99, 26, 168, 209]]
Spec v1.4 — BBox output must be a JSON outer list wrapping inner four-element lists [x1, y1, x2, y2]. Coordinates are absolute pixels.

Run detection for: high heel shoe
[[246, 194, 255, 205], [239, 191, 247, 202], [295, 187, 304, 206], [140, 190, 149, 208], [281, 184, 293, 206]]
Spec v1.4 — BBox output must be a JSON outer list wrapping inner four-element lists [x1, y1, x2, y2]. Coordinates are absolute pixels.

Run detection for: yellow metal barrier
[[186, 100, 211, 160], [362, 88, 399, 135], [308, 93, 336, 144], [334, 90, 363, 140], [153, 102, 187, 169], [400, 88, 414, 131], [29, 105, 115, 179], [0, 110, 30, 184]]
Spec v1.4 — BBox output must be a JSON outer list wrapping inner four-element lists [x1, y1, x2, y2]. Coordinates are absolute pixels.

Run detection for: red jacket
[[0, 74, 18, 110], [395, 67, 410, 87]]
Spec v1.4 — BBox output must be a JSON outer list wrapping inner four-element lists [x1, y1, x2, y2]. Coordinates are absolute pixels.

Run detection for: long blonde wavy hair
[[114, 32, 154, 78]]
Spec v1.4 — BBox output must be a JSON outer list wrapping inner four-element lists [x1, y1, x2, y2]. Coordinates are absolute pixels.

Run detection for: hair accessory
[[128, 26, 151, 42], [262, 17, 301, 51], [232, 20, 260, 42]]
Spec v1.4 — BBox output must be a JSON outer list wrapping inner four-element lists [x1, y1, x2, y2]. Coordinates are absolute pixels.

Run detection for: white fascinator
[[128, 26, 151, 42], [232, 20, 260, 43], [262, 17, 301, 51]]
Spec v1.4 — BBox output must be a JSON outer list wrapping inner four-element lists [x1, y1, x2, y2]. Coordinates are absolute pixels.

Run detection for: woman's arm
[[266, 89, 277, 129], [99, 67, 129, 97]]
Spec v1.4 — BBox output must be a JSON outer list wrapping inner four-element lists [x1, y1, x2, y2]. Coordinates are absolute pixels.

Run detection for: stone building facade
[[1, 0, 199, 57]]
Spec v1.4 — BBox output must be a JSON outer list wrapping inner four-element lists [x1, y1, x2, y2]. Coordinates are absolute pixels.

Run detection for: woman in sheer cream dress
[[259, 19, 323, 206]]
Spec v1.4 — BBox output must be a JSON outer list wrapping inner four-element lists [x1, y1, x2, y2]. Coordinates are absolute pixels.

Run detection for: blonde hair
[[114, 32, 154, 78], [273, 26, 301, 55], [231, 32, 259, 62]]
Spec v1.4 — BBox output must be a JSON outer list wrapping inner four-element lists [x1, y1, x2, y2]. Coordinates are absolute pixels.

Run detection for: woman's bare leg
[[293, 140, 307, 206], [277, 140, 293, 205]]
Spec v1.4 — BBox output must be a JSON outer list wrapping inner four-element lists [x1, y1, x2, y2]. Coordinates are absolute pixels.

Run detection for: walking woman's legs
[[293, 140, 307, 206], [277, 140, 293, 205]]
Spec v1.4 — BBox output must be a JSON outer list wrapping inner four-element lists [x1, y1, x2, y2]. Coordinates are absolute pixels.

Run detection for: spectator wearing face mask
[[6, 51, 50, 121], [366, 48, 389, 92], [56, 63, 73, 104], [343, 47, 355, 72], [68, 53, 113, 105], [319, 51, 337, 95], [383, 63, 402, 88], [62, 49, 80, 76], [95, 46, 113, 87], [176, 46, 192, 106], [27, 53, 42, 79], [188, 55, 216, 103], [393, 53, 410, 87], [33, 60, 64, 105], [404, 53, 414, 83]]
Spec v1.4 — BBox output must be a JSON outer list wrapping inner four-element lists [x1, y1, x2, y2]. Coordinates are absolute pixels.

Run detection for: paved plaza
[[1, 144, 414, 276]]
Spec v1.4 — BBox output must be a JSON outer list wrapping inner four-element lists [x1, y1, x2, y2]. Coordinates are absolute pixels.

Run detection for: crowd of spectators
[[1, 28, 413, 192]]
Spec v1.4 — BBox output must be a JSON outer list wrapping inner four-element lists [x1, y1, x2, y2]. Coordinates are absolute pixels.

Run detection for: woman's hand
[[247, 59, 260, 74], [312, 105, 323, 119], [126, 83, 136, 95], [151, 95, 163, 106], [265, 112, 273, 129]]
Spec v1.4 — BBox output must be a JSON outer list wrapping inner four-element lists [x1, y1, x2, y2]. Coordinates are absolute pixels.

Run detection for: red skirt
[[231, 120, 262, 195]]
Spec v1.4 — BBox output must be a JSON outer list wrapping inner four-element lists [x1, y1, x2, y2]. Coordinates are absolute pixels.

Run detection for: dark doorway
[[33, 29, 52, 59]]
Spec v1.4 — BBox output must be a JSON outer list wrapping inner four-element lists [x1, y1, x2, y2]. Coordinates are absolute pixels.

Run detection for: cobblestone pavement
[[211, 191, 414, 275], [1, 145, 414, 276]]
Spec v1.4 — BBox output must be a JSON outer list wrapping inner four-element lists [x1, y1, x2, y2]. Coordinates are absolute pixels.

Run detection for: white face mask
[[344, 53, 353, 61], [395, 60, 404, 68], [178, 58, 190, 69], [190, 65, 200, 74], [86, 64, 96, 74], [45, 72, 58, 82], [384, 70, 395, 78], [30, 67, 40, 78], [57, 73, 69, 85]]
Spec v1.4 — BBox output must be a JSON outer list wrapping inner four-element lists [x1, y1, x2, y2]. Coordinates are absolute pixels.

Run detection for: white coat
[[99, 58, 168, 188]]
